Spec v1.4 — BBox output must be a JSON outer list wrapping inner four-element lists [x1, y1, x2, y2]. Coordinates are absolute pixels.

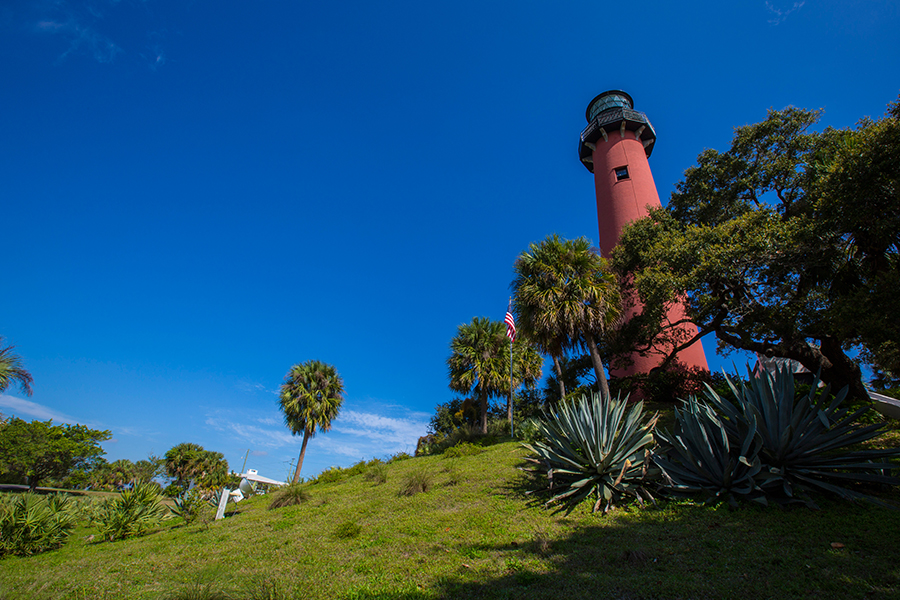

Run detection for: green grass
[[1, 438, 899, 599]]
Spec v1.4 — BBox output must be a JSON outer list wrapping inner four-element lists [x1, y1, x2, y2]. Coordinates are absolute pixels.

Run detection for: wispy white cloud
[[236, 380, 279, 396], [765, 1, 805, 25], [203, 403, 430, 465], [35, 17, 122, 63], [333, 410, 429, 447], [0, 395, 78, 423], [205, 415, 298, 447]]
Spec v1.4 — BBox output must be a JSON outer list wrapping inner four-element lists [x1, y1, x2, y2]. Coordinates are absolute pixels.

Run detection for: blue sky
[[2, 0, 898, 481]]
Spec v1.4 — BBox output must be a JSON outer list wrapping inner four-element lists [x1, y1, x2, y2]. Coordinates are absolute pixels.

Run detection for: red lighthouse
[[578, 90, 708, 377]]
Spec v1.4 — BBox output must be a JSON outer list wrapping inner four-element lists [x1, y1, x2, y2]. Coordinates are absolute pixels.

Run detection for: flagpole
[[507, 297, 515, 439], [509, 334, 514, 439]]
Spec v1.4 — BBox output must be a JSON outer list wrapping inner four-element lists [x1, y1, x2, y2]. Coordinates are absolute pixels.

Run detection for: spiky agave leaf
[[702, 365, 900, 507], [523, 391, 658, 514], [654, 396, 766, 508]]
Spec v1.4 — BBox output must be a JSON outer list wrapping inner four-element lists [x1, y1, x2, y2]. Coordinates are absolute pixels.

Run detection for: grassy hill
[[1, 440, 900, 599]]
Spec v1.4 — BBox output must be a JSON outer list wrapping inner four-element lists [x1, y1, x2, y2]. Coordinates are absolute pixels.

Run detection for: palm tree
[[511, 235, 621, 398], [447, 317, 542, 434], [279, 360, 345, 483], [0, 337, 33, 396], [164, 442, 215, 491]]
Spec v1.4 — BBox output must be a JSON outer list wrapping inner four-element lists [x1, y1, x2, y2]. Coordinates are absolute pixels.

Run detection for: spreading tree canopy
[[0, 417, 110, 490], [612, 97, 900, 399]]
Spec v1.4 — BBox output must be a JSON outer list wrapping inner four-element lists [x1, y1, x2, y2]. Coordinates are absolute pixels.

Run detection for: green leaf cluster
[[90, 481, 169, 541], [170, 488, 207, 524], [655, 365, 900, 508], [524, 392, 658, 514], [0, 418, 111, 490], [447, 317, 542, 434], [163, 442, 229, 493], [279, 360, 345, 483], [0, 493, 75, 557], [613, 96, 900, 398]]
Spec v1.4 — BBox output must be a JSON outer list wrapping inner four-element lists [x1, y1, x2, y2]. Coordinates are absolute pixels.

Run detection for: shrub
[[515, 418, 544, 444], [0, 493, 76, 557], [654, 365, 900, 508], [442, 442, 481, 458], [399, 468, 433, 496], [314, 466, 347, 484], [364, 463, 387, 485], [334, 520, 362, 539], [419, 419, 512, 456], [388, 452, 412, 463], [90, 482, 168, 541], [171, 489, 207, 524], [163, 483, 183, 498], [610, 364, 731, 404], [268, 483, 309, 510], [524, 391, 659, 514], [343, 460, 368, 477]]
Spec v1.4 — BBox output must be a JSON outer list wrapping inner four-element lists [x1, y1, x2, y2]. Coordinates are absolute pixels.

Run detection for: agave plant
[[656, 364, 900, 508], [715, 365, 900, 506], [654, 396, 766, 508], [523, 391, 658, 514], [171, 489, 206, 524]]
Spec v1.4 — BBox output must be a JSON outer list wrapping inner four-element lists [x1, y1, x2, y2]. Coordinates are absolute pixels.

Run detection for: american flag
[[505, 301, 516, 341]]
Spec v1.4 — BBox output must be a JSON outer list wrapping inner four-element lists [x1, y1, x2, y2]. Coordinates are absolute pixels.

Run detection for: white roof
[[239, 470, 287, 486]]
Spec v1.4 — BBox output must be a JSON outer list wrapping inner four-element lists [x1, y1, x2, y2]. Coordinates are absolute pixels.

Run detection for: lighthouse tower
[[578, 90, 708, 377]]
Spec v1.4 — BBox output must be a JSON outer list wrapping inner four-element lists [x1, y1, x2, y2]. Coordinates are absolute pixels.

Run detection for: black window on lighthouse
[[615, 166, 629, 181]]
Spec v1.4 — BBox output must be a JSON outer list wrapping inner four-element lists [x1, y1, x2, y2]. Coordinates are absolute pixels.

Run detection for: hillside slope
[[1, 442, 899, 599]]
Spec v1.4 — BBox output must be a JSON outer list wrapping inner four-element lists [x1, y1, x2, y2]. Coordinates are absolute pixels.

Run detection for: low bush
[[334, 520, 362, 539], [171, 489, 207, 524], [515, 418, 544, 444], [0, 493, 76, 557], [388, 452, 412, 463], [314, 466, 347, 484], [399, 468, 433, 496], [442, 442, 481, 458], [90, 482, 168, 541], [343, 460, 368, 477], [268, 483, 309, 510], [419, 419, 512, 456], [364, 463, 387, 485]]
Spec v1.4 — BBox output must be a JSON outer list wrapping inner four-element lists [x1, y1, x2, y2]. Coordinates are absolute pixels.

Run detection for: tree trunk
[[292, 429, 311, 484], [552, 354, 566, 401], [583, 331, 610, 398], [479, 387, 489, 435]]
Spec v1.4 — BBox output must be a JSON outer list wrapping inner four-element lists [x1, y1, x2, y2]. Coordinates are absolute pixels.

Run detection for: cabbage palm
[[447, 317, 542, 434], [279, 360, 345, 483], [512, 235, 621, 398], [164, 443, 227, 492], [0, 337, 33, 397]]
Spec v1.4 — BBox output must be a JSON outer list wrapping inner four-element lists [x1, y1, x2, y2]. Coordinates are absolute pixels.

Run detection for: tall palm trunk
[[583, 331, 610, 399], [479, 387, 489, 435], [293, 429, 312, 483], [552, 355, 566, 401]]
